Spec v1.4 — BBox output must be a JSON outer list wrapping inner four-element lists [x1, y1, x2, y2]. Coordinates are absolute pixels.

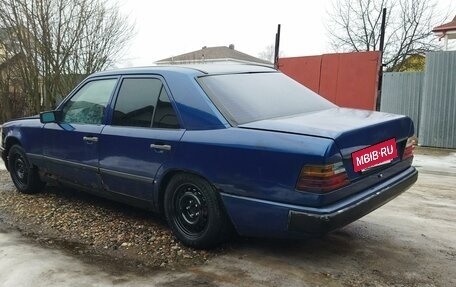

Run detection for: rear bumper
[[288, 167, 417, 234], [221, 166, 418, 238]]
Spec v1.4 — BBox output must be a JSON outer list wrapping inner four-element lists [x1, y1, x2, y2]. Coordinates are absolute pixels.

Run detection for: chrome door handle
[[83, 136, 99, 143], [150, 144, 171, 151]]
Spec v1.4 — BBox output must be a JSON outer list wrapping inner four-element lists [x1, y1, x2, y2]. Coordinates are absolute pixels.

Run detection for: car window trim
[[56, 76, 121, 126], [196, 71, 280, 127], [109, 75, 182, 130], [151, 84, 165, 128], [196, 71, 333, 126], [196, 76, 239, 127], [56, 75, 120, 111]]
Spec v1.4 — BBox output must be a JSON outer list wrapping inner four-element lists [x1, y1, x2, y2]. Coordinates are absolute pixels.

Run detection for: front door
[[99, 77, 183, 200], [42, 78, 118, 189]]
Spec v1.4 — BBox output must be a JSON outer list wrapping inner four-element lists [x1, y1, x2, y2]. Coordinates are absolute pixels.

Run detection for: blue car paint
[[3, 119, 43, 155], [41, 123, 103, 189], [99, 125, 185, 200], [240, 108, 414, 180], [221, 166, 417, 237], [166, 128, 338, 205], [0, 65, 417, 238]]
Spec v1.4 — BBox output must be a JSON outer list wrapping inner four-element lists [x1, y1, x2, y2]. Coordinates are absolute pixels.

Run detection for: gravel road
[[0, 169, 215, 272], [0, 148, 455, 286]]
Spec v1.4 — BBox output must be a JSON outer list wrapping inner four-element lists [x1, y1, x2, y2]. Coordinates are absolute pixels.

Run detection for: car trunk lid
[[239, 108, 414, 180]]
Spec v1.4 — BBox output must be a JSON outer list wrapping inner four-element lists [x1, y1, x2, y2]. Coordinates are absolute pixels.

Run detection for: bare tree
[[327, 0, 449, 71], [0, 27, 33, 122], [258, 44, 284, 63], [0, 0, 134, 114]]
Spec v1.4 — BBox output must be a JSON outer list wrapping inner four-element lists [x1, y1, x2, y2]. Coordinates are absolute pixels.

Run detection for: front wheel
[[164, 174, 231, 248], [8, 145, 45, 194]]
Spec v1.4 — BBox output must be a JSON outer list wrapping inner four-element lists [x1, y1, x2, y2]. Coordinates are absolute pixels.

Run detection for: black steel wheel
[[8, 145, 45, 194], [164, 173, 231, 248], [173, 183, 209, 237]]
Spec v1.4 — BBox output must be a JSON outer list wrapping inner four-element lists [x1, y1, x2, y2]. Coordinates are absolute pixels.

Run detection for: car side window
[[62, 79, 117, 125], [112, 78, 180, 129], [152, 86, 180, 129]]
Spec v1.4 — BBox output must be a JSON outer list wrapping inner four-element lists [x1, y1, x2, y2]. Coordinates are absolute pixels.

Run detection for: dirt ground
[[0, 147, 455, 287]]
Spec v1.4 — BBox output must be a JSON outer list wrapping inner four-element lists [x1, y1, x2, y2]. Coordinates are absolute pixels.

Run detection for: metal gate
[[381, 51, 456, 148], [380, 72, 423, 137]]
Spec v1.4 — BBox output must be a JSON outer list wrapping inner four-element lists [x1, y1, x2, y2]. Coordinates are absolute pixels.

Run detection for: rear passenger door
[[98, 76, 184, 201]]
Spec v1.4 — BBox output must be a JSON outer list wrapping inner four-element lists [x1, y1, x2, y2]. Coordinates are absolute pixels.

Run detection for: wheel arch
[[158, 168, 235, 247], [156, 168, 221, 214], [3, 136, 22, 170]]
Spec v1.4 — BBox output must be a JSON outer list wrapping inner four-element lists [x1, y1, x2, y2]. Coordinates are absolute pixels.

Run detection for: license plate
[[352, 138, 397, 172]]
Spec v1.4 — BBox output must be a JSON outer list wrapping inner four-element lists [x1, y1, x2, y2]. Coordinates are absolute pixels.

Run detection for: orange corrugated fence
[[279, 51, 380, 110]]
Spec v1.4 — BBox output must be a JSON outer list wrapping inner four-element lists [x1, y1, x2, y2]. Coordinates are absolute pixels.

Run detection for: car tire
[[8, 145, 45, 194], [164, 173, 231, 248]]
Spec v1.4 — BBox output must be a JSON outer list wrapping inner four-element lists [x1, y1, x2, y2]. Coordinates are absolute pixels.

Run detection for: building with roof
[[432, 15, 456, 50], [155, 44, 273, 66]]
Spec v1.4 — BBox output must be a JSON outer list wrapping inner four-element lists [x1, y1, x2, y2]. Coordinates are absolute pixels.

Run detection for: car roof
[[91, 64, 276, 77]]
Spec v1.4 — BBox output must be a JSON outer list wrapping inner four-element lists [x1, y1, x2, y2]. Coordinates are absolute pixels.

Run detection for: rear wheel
[[164, 173, 230, 248], [8, 145, 45, 194]]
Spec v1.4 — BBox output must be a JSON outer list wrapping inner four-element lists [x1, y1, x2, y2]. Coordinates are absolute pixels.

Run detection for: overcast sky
[[115, 0, 455, 67]]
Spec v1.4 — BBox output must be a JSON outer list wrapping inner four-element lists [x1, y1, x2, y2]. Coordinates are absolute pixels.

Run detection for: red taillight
[[402, 137, 415, 160], [296, 162, 350, 193]]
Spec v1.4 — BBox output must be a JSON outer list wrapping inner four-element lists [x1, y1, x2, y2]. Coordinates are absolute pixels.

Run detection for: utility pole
[[377, 8, 387, 111], [274, 24, 281, 69]]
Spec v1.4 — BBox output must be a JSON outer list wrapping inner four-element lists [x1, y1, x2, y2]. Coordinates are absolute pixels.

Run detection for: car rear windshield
[[198, 72, 336, 125]]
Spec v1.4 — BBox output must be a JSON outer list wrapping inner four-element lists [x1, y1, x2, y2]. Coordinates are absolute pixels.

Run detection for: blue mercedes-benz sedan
[[0, 64, 417, 248]]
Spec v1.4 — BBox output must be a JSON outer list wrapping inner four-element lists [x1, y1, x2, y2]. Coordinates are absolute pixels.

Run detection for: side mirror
[[40, 110, 62, 124]]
